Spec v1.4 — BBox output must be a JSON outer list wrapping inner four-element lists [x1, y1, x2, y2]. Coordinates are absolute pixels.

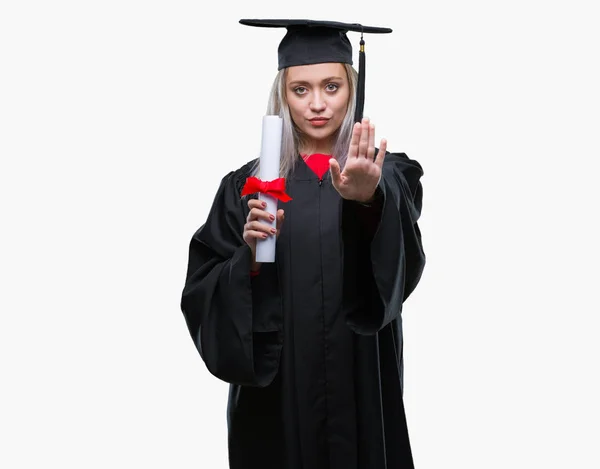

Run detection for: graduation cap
[[239, 19, 392, 123]]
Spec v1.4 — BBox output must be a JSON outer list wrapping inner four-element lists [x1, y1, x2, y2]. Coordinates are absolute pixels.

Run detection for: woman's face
[[285, 62, 350, 153]]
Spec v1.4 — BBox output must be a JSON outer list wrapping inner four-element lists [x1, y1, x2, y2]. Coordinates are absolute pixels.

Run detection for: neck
[[300, 144, 332, 155]]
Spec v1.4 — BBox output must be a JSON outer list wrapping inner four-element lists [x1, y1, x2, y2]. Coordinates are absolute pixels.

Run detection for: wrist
[[356, 186, 382, 206]]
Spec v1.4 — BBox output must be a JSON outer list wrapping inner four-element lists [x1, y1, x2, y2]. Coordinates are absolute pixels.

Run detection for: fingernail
[[262, 202, 267, 208], [269, 214, 275, 221], [271, 228, 277, 234]]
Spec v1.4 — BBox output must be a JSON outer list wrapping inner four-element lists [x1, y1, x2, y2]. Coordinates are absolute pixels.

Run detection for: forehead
[[285, 62, 347, 82]]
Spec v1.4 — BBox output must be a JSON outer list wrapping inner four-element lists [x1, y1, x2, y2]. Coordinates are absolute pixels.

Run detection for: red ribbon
[[241, 176, 292, 202]]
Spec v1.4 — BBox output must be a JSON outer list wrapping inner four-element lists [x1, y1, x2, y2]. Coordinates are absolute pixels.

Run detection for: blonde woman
[[181, 19, 426, 469]]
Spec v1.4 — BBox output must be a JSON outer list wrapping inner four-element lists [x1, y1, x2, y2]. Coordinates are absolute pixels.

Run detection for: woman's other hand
[[330, 117, 387, 203]]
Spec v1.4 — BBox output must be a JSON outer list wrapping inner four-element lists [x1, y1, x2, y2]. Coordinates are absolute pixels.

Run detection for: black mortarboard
[[239, 19, 392, 123]]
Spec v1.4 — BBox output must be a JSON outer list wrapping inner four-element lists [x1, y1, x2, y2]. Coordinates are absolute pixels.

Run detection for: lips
[[309, 117, 329, 127]]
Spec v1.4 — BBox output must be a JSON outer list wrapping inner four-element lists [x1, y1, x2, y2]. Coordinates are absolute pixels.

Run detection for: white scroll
[[255, 115, 283, 263]]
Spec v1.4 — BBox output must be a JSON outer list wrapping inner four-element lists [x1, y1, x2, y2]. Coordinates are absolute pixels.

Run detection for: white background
[[1, 0, 599, 468]]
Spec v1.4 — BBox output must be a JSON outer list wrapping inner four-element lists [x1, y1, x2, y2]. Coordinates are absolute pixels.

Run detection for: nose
[[309, 91, 326, 112]]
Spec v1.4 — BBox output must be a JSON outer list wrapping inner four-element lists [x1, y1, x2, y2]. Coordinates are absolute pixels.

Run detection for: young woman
[[181, 19, 426, 469]]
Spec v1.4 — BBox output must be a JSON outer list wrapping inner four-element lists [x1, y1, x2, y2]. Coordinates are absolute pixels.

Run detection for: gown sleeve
[[341, 152, 426, 335], [180, 162, 283, 387]]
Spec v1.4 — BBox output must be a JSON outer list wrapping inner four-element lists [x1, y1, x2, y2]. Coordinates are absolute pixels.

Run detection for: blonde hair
[[251, 63, 358, 179]]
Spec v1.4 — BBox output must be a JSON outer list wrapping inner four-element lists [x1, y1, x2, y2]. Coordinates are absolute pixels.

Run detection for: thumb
[[329, 158, 342, 186], [276, 209, 285, 238], [276, 209, 285, 226]]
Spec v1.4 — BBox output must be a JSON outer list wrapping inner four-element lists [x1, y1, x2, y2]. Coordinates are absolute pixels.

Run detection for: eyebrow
[[288, 76, 345, 86]]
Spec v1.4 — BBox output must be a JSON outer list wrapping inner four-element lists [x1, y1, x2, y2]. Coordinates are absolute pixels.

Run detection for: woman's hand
[[330, 117, 387, 203], [243, 198, 285, 271]]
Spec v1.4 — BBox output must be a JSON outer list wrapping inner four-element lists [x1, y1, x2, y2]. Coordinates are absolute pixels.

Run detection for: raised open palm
[[329, 117, 387, 203]]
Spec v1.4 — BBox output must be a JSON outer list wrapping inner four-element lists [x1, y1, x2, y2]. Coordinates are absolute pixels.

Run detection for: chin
[[303, 127, 334, 140]]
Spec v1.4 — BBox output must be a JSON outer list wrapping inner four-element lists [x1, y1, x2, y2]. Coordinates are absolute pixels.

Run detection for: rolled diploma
[[255, 115, 283, 263]]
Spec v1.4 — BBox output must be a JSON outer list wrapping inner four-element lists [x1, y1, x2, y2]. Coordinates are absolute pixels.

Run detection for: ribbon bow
[[241, 176, 292, 202]]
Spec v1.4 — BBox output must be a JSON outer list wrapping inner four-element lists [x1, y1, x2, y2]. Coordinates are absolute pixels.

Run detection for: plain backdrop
[[1, 0, 599, 468]]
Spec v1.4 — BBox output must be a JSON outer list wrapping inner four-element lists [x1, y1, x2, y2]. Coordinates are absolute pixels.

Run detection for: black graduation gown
[[181, 152, 425, 469]]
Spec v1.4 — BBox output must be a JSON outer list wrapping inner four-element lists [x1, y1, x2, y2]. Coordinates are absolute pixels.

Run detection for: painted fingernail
[[271, 228, 277, 234], [262, 202, 267, 208], [269, 215, 275, 221]]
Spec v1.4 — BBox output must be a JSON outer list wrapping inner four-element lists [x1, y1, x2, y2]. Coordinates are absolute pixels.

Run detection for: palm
[[330, 117, 387, 203]]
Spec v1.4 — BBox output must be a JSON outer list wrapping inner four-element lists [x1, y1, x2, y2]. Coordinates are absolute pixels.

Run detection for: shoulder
[[382, 151, 423, 172], [217, 158, 259, 195], [381, 151, 424, 189]]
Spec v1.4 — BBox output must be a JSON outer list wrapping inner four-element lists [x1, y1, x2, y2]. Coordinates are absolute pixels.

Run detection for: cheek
[[287, 96, 303, 117], [334, 93, 350, 114]]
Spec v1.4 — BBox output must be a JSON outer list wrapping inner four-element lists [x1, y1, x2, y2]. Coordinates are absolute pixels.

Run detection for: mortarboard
[[239, 19, 392, 123]]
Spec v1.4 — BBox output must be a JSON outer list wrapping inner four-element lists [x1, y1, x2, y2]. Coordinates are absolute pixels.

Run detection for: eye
[[294, 86, 308, 95], [325, 83, 339, 92]]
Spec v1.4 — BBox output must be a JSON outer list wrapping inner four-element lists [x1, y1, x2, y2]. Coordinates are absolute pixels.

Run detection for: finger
[[348, 122, 361, 158], [329, 158, 342, 187], [247, 207, 276, 223], [248, 198, 266, 210], [375, 138, 387, 167], [367, 123, 375, 161], [247, 208, 271, 223], [358, 117, 370, 158], [244, 229, 269, 240], [247, 198, 269, 219], [246, 220, 277, 235]]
